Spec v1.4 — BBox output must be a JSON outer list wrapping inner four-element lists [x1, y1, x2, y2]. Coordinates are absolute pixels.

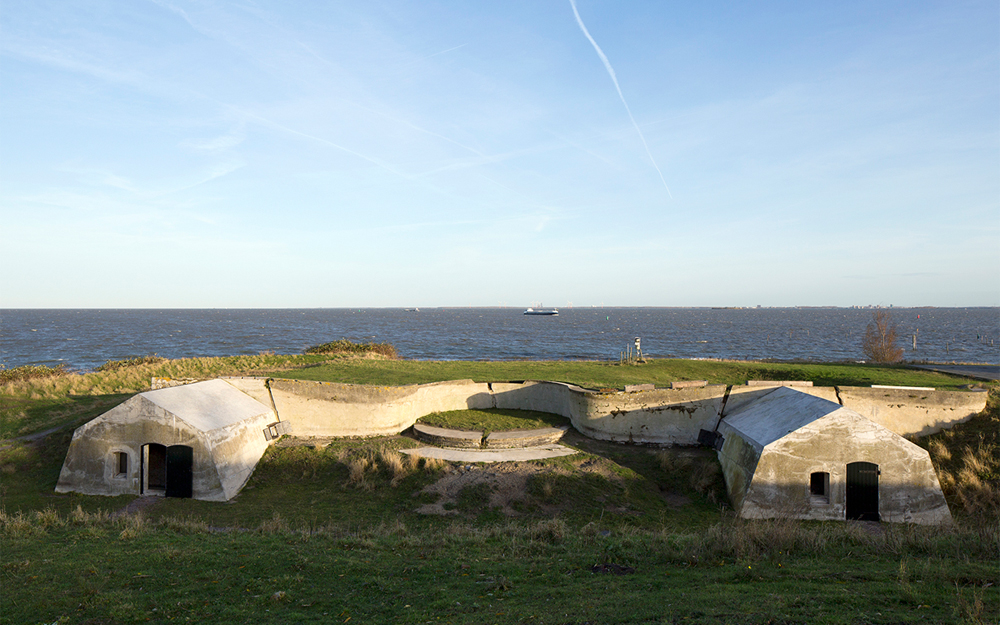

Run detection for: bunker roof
[[723, 386, 854, 447], [139, 379, 273, 431]]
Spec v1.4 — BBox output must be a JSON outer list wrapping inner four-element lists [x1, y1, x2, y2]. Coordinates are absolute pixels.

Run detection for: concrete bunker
[[56, 376, 978, 521], [715, 386, 951, 525], [56, 379, 278, 502]]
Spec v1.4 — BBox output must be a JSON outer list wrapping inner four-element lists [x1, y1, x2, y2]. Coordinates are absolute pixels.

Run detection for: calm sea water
[[1, 308, 997, 372]]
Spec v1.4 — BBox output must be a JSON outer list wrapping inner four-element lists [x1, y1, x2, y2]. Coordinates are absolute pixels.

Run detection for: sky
[[1, 1, 998, 308]]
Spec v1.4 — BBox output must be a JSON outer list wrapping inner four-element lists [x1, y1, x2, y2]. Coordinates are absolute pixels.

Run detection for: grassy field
[[1, 355, 997, 624], [265, 357, 982, 390]]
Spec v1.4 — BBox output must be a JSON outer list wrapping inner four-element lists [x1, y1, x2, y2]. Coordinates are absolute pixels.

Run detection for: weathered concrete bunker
[[55, 376, 983, 520], [715, 386, 952, 525], [56, 380, 279, 502]]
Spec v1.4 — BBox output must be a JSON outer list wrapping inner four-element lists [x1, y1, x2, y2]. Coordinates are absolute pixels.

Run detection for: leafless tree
[[862, 309, 904, 363]]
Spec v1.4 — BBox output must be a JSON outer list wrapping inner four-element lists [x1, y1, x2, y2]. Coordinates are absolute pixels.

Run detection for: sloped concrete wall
[[715, 424, 763, 514]]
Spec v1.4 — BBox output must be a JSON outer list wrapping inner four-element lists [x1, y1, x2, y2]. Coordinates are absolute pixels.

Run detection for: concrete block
[[485, 426, 568, 449], [625, 384, 655, 392], [671, 380, 708, 389]]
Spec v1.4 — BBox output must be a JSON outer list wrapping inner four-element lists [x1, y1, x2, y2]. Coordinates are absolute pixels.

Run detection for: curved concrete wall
[[222, 377, 985, 445]]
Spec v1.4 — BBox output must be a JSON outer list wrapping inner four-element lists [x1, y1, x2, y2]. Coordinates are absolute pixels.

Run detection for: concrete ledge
[[413, 423, 483, 448], [485, 426, 569, 449], [671, 380, 708, 389], [747, 380, 814, 387], [625, 384, 655, 392], [401, 445, 578, 463]]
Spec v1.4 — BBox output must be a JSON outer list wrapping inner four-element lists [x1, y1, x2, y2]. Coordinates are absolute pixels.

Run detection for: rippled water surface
[[1, 308, 997, 372]]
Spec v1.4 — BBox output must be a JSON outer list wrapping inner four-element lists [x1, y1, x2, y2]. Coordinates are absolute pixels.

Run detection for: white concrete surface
[[400, 445, 578, 462]]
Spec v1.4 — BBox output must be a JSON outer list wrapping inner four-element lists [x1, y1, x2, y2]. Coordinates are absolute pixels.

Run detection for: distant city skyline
[[2, 1, 997, 308]]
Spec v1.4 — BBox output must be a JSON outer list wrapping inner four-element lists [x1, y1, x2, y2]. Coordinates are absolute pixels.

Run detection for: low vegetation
[[919, 391, 1000, 520], [1, 353, 996, 623], [304, 338, 398, 359], [0, 363, 68, 384], [94, 354, 167, 371]]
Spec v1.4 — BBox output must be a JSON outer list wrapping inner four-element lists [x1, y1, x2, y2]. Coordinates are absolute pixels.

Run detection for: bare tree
[[862, 309, 904, 363]]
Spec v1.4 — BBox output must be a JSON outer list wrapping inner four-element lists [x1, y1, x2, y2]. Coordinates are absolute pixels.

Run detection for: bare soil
[[415, 455, 625, 517]]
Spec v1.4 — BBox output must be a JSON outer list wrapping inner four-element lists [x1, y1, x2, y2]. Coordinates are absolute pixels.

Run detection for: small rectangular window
[[810, 471, 830, 504], [114, 452, 129, 477]]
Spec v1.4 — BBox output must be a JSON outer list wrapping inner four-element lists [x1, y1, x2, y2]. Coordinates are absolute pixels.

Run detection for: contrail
[[569, 0, 672, 198]]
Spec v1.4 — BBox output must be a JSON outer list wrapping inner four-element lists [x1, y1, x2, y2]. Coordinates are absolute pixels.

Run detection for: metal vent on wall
[[263, 421, 291, 441]]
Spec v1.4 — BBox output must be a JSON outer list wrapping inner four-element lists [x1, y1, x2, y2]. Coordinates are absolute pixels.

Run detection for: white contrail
[[569, 0, 672, 198]]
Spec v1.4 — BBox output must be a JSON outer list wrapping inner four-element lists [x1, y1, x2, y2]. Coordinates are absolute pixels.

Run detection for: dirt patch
[[111, 496, 161, 518], [415, 456, 626, 517]]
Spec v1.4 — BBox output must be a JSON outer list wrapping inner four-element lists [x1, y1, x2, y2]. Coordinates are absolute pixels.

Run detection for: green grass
[[417, 409, 568, 433], [268, 357, 982, 390], [2, 511, 996, 624]]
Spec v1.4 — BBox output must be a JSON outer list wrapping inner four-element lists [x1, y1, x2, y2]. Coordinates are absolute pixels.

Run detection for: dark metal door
[[846, 462, 879, 521], [165, 445, 193, 498]]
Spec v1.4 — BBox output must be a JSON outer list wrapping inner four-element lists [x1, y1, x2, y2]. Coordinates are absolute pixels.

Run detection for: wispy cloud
[[181, 127, 247, 152], [569, 0, 672, 198], [401, 43, 469, 68]]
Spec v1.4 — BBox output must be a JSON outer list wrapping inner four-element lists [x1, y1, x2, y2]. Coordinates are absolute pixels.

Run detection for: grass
[[2, 508, 997, 624], [417, 408, 569, 433], [1, 354, 997, 624], [918, 390, 1000, 521], [267, 357, 983, 390]]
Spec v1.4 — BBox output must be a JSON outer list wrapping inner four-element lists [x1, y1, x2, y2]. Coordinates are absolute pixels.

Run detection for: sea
[[1, 308, 998, 373]]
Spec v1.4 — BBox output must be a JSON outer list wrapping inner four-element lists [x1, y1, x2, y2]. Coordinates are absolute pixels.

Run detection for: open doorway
[[846, 461, 880, 521], [141, 443, 192, 498]]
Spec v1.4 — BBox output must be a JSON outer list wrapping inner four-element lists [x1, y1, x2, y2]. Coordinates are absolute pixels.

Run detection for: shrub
[[95, 355, 165, 372], [861, 309, 904, 363], [304, 339, 397, 359], [0, 364, 68, 384]]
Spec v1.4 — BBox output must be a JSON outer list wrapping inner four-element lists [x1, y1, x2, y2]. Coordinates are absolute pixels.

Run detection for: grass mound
[[304, 339, 398, 359]]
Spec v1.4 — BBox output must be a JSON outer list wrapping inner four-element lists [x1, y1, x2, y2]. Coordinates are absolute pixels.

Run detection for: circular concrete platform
[[400, 444, 577, 463]]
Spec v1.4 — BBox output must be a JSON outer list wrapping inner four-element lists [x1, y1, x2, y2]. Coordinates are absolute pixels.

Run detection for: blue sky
[[2, 1, 997, 308]]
